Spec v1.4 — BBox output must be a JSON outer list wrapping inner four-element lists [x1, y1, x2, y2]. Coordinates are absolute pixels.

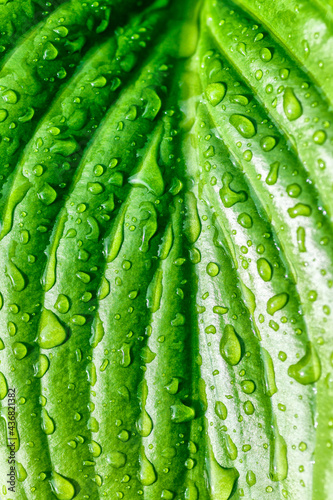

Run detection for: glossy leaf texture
[[0, 0, 332, 499]]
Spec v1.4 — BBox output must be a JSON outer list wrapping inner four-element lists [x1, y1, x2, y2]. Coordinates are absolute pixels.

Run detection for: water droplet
[[91, 75, 107, 88], [255, 69, 263, 80], [54, 294, 70, 314], [0, 372, 8, 399], [229, 114, 256, 138], [313, 130, 327, 145], [50, 138, 78, 156], [267, 293, 289, 315], [50, 472, 75, 500], [220, 172, 247, 207], [260, 136, 277, 152], [16, 462, 27, 482], [53, 26, 69, 37], [288, 203, 312, 218], [220, 324, 242, 365], [12, 342, 28, 360], [161, 490, 174, 499], [184, 192, 201, 244], [215, 401, 228, 420], [254, 32, 264, 42], [230, 94, 249, 106], [237, 213, 252, 228], [279, 68, 289, 80], [165, 377, 180, 395], [2, 89, 18, 104], [236, 42, 247, 56], [139, 447, 156, 486], [205, 82, 226, 106], [0, 109, 8, 121], [205, 437, 239, 496], [207, 262, 220, 277], [43, 42, 58, 60], [266, 161, 279, 185], [108, 451, 127, 468], [260, 47, 272, 61], [297, 227, 306, 252], [246, 470, 256, 486], [37, 183, 57, 206], [270, 422, 288, 481], [37, 309, 66, 349], [142, 87, 161, 121], [283, 88, 302, 121], [241, 380, 255, 394], [244, 400, 255, 415], [257, 258, 272, 281], [261, 347, 277, 396], [86, 362, 97, 386], [120, 343, 131, 367], [34, 354, 49, 378], [137, 410, 153, 437], [6, 261, 26, 291], [42, 408, 55, 435], [225, 434, 237, 460], [288, 342, 321, 384], [171, 402, 195, 423], [286, 183, 302, 198]]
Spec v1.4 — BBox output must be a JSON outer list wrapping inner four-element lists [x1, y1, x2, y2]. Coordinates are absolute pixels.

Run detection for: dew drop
[[220, 324, 242, 366], [229, 114, 256, 138], [288, 342, 321, 385], [37, 309, 66, 349], [283, 88, 302, 121], [205, 82, 226, 106]]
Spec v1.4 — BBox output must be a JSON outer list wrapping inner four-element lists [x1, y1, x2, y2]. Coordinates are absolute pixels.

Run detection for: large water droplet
[[261, 347, 277, 396], [260, 136, 277, 152], [206, 440, 239, 499], [13, 342, 28, 360], [288, 203, 312, 218], [260, 47, 272, 61], [225, 434, 238, 460], [37, 309, 66, 349], [37, 183, 57, 206], [34, 354, 50, 378], [270, 421, 288, 482], [184, 192, 201, 244], [313, 130, 326, 145], [139, 447, 156, 486], [16, 462, 27, 482], [267, 293, 289, 315], [215, 401, 228, 420], [170, 402, 195, 423], [288, 342, 321, 384], [54, 294, 70, 314], [6, 261, 26, 291], [257, 258, 272, 281], [43, 42, 58, 60], [42, 408, 55, 435], [205, 82, 226, 106], [220, 324, 242, 365], [283, 88, 302, 121], [220, 173, 247, 207], [50, 471, 75, 500], [229, 114, 256, 138], [266, 161, 279, 185], [137, 410, 153, 437], [0, 372, 8, 400]]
